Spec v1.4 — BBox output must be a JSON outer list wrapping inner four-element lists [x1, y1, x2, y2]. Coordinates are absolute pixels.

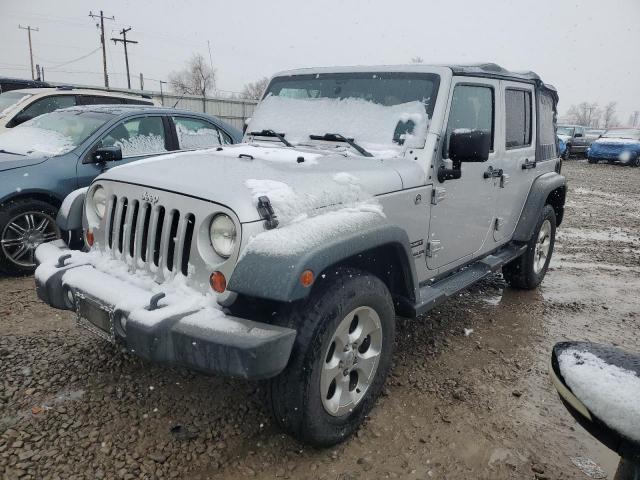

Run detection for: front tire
[[268, 269, 395, 446], [630, 155, 640, 168], [588, 156, 598, 164], [0, 199, 60, 275], [503, 204, 556, 290]]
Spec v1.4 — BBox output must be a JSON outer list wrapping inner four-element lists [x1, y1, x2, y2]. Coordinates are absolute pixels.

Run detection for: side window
[[505, 89, 532, 148], [99, 116, 167, 158], [77, 95, 123, 105], [17, 95, 76, 124], [173, 116, 227, 149], [445, 84, 494, 157]]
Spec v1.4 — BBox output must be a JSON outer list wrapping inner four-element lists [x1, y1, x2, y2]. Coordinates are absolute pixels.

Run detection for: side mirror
[[449, 129, 491, 162], [91, 146, 122, 163]]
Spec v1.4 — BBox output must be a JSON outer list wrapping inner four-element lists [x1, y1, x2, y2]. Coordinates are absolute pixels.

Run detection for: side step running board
[[413, 244, 527, 317]]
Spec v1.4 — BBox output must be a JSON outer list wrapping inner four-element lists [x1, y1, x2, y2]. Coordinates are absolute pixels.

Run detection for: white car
[[0, 87, 156, 134]]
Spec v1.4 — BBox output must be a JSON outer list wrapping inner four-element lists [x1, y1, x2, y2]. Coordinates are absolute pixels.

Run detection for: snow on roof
[[558, 348, 640, 443]]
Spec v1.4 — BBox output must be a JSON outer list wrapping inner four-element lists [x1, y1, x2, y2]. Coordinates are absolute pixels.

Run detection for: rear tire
[[503, 204, 556, 290], [268, 268, 395, 446], [0, 199, 60, 275]]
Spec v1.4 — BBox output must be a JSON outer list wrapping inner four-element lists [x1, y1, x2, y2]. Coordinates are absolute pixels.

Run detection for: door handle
[[522, 158, 537, 170], [483, 166, 503, 179]]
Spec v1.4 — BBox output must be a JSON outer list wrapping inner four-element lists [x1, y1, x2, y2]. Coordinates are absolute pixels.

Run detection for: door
[[573, 126, 588, 153], [494, 82, 536, 242], [427, 79, 499, 270], [76, 115, 171, 188]]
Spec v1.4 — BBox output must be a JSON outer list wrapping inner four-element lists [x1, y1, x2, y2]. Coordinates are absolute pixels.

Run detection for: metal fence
[[155, 94, 257, 130], [46, 81, 258, 131]]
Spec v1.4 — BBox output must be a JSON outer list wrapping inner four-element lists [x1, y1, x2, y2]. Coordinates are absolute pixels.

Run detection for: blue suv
[[0, 105, 242, 274]]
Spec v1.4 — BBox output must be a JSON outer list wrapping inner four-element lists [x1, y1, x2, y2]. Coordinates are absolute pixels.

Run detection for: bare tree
[[410, 56, 424, 64], [567, 102, 601, 127], [602, 102, 618, 128], [169, 53, 216, 97], [241, 77, 269, 100]]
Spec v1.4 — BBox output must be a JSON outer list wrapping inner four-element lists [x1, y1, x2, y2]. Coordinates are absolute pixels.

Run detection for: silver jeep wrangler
[[34, 63, 566, 446]]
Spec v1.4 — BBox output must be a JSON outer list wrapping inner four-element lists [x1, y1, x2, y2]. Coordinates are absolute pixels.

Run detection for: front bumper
[[34, 242, 296, 380]]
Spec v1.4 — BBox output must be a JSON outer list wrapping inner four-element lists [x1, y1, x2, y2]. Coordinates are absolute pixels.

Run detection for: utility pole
[[89, 10, 114, 88], [111, 27, 138, 89], [159, 80, 167, 106], [18, 25, 39, 80]]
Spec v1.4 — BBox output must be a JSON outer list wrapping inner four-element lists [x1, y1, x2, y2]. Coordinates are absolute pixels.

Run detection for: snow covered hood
[[98, 144, 405, 222]]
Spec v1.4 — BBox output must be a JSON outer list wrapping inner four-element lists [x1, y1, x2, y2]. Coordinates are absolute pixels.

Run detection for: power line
[[88, 10, 115, 88], [111, 27, 138, 89], [18, 24, 39, 80], [37, 47, 101, 70]]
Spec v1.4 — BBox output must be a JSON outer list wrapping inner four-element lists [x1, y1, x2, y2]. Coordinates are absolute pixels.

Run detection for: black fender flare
[[227, 222, 419, 303], [513, 172, 567, 242]]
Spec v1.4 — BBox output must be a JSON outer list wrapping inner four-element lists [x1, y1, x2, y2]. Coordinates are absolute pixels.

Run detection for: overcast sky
[[1, 0, 639, 121]]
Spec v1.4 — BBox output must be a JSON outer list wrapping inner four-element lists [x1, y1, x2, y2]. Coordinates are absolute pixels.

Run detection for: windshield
[[0, 110, 113, 156], [557, 126, 575, 136], [249, 72, 440, 154], [0, 91, 33, 117], [602, 129, 640, 140]]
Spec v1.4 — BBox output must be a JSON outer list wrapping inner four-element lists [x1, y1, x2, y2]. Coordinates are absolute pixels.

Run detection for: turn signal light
[[85, 229, 94, 247], [210, 271, 226, 293], [300, 269, 314, 288]]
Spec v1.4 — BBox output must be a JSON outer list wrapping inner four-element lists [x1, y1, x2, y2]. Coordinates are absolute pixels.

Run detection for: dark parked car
[[0, 76, 50, 94], [587, 128, 640, 166], [0, 105, 242, 274]]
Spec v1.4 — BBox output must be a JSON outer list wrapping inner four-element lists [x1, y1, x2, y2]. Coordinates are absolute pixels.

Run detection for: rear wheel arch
[[546, 185, 566, 226]]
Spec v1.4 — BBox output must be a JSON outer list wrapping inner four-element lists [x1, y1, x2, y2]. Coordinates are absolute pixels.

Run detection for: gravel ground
[[1, 159, 639, 480]]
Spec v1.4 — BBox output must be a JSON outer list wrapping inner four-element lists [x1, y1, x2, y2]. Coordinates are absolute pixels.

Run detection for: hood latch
[[257, 196, 279, 230]]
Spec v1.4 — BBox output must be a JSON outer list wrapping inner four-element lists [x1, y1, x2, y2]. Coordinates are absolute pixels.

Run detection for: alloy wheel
[[1, 211, 60, 268], [320, 306, 383, 417], [533, 219, 552, 274]]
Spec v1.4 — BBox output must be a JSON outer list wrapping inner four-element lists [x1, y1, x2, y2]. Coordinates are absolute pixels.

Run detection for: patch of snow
[[594, 138, 639, 145], [569, 456, 607, 479], [116, 134, 166, 157], [176, 123, 221, 149], [0, 127, 76, 156], [248, 95, 428, 152], [244, 203, 385, 257], [463, 328, 474, 337], [333, 172, 360, 185], [558, 348, 640, 443], [229, 144, 322, 165], [0, 94, 32, 118]]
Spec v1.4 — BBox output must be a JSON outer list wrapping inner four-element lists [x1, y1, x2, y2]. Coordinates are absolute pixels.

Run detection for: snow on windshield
[[0, 93, 32, 118], [558, 348, 640, 443], [248, 95, 428, 152], [0, 126, 75, 156]]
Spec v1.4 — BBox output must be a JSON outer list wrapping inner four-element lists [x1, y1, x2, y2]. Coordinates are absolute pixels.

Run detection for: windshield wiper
[[249, 129, 293, 147], [309, 133, 373, 157], [0, 149, 23, 156]]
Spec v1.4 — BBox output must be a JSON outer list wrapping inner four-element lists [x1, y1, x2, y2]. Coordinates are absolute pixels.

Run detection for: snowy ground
[[1, 159, 639, 479]]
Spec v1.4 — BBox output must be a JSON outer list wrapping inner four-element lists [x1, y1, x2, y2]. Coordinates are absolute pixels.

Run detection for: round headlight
[[91, 185, 107, 219], [209, 214, 236, 258]]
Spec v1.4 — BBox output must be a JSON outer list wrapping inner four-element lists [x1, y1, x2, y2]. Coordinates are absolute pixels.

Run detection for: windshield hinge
[[257, 196, 279, 230], [426, 240, 442, 257], [431, 187, 446, 205]]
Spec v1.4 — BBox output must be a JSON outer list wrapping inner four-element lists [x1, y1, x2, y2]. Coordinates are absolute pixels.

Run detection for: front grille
[[105, 195, 195, 277]]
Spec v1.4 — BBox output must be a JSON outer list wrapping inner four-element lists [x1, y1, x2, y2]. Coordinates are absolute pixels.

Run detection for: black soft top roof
[[450, 63, 557, 98]]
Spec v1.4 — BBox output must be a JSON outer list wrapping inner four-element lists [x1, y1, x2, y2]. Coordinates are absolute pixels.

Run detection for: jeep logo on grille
[[141, 192, 159, 205]]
